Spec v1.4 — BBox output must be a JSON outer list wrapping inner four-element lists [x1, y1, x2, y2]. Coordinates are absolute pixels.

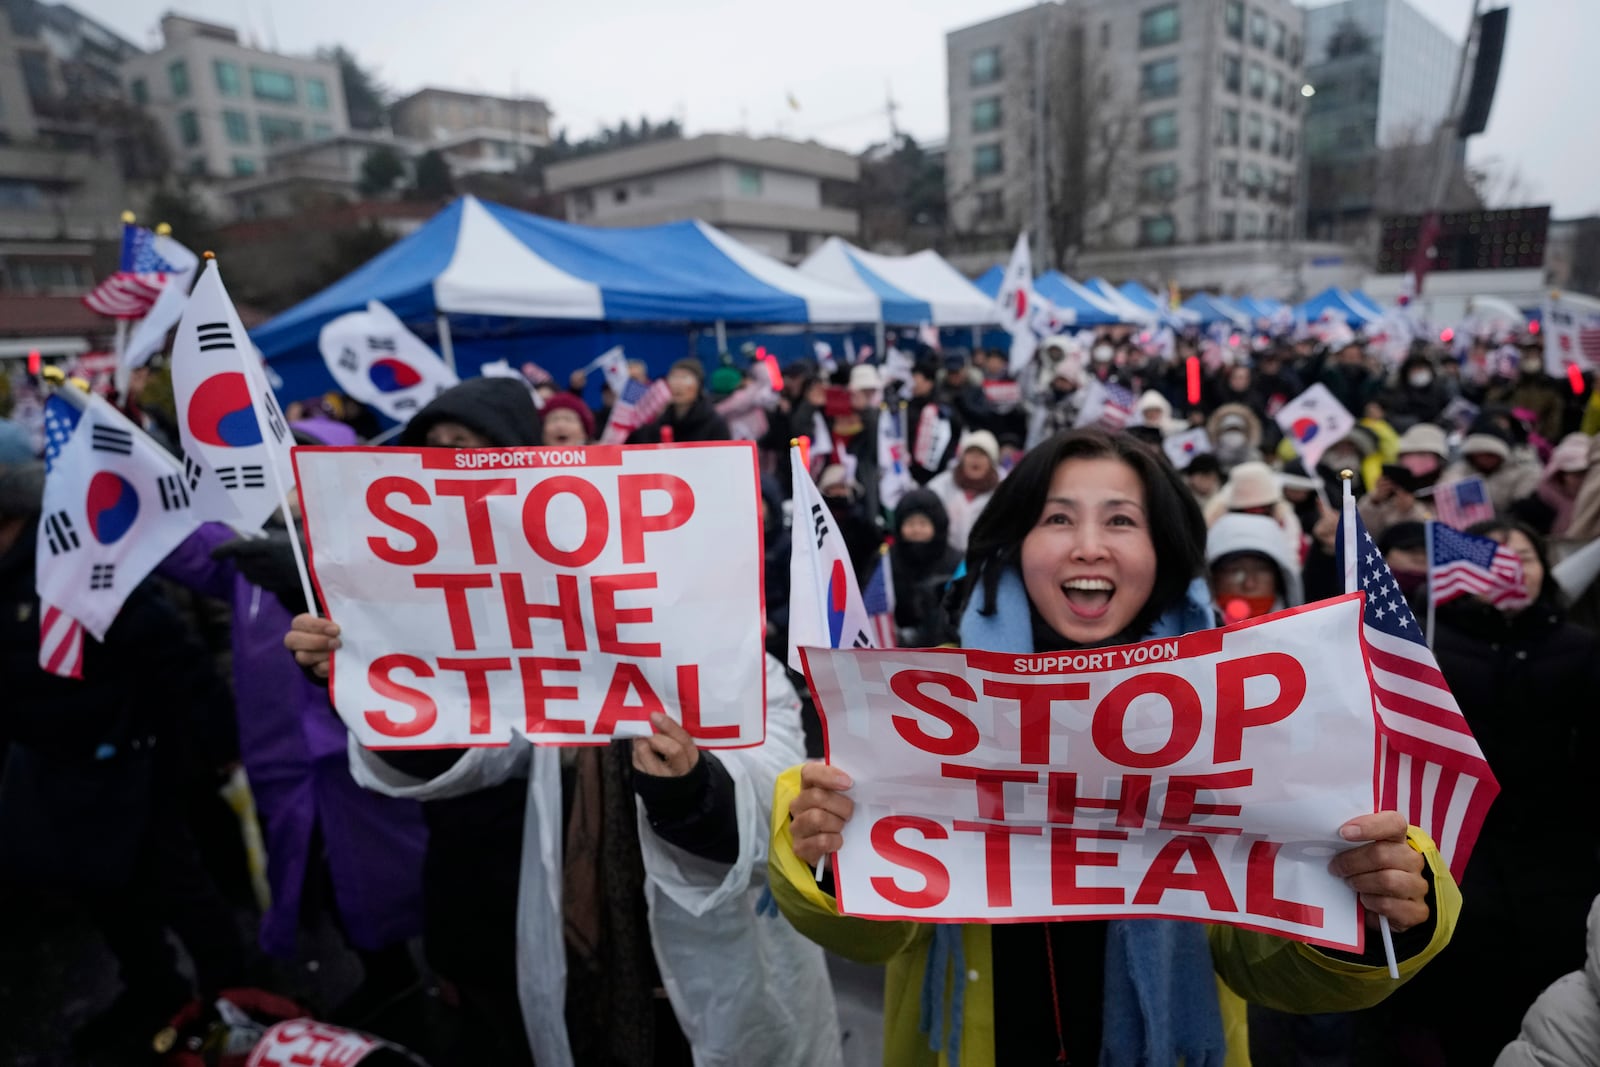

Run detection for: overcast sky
[[79, 0, 1597, 216]]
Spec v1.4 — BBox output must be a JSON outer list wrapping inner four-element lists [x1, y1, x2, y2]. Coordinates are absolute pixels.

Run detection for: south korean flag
[[36, 392, 200, 640], [318, 301, 458, 422], [171, 259, 296, 530]]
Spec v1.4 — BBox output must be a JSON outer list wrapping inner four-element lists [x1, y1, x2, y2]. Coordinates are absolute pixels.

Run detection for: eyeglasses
[[1213, 557, 1278, 592]]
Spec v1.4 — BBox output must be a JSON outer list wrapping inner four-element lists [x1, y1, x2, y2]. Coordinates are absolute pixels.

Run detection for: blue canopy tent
[[1117, 280, 1200, 327], [974, 265, 1004, 299], [1347, 290, 1385, 319], [1232, 295, 1288, 322], [1181, 292, 1251, 327], [1295, 287, 1382, 327], [250, 195, 880, 399], [1079, 277, 1156, 324], [1034, 271, 1126, 326], [798, 238, 1000, 326]]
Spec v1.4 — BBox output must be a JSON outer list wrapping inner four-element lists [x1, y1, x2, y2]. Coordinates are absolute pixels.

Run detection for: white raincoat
[[349, 653, 843, 1067]]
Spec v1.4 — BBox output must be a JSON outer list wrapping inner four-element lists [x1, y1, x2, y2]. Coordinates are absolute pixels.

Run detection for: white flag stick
[[793, 438, 834, 887], [1341, 471, 1399, 980]]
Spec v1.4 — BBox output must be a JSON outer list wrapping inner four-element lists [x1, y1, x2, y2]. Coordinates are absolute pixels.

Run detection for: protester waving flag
[[1427, 521, 1530, 609], [862, 544, 897, 649], [601, 375, 671, 444], [1073, 379, 1135, 432], [81, 218, 186, 320], [35, 390, 199, 652], [122, 226, 200, 368], [593, 345, 631, 396], [997, 232, 1038, 374], [787, 441, 875, 671], [1275, 383, 1356, 472], [1337, 483, 1498, 880], [876, 402, 914, 512], [318, 300, 459, 422], [171, 258, 296, 530], [1431, 476, 1496, 531]]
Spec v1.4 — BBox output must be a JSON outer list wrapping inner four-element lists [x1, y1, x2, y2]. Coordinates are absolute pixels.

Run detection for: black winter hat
[[399, 376, 542, 448]]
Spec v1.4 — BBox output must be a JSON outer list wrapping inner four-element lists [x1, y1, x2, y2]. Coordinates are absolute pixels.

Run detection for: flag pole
[[1424, 521, 1437, 651], [794, 436, 833, 887], [1342, 469, 1400, 980]]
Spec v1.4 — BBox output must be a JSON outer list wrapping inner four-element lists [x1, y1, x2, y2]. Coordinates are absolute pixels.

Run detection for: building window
[[232, 156, 257, 176], [1139, 4, 1179, 48], [223, 109, 250, 144], [131, 77, 148, 105], [1218, 211, 1237, 240], [312, 122, 333, 140], [1265, 213, 1278, 238], [9, 258, 92, 293], [613, 186, 629, 204], [1288, 34, 1302, 67], [1222, 55, 1241, 93], [258, 114, 304, 146], [970, 47, 1001, 87], [1243, 162, 1264, 197], [1270, 71, 1284, 109], [177, 109, 200, 147], [1140, 111, 1178, 151], [1139, 215, 1177, 246], [572, 190, 594, 218], [1245, 112, 1263, 150], [1249, 9, 1268, 48], [1219, 160, 1239, 196], [788, 232, 810, 258], [1218, 108, 1240, 146], [1242, 212, 1259, 239], [976, 190, 1004, 221], [169, 60, 189, 98], [1247, 63, 1265, 100], [306, 77, 329, 111], [973, 143, 1004, 178], [1140, 58, 1179, 99], [1225, 1, 1244, 40], [251, 67, 298, 104], [1269, 19, 1286, 59], [1284, 129, 1295, 160], [972, 96, 1002, 133], [187, 156, 206, 176], [1268, 119, 1281, 156], [1139, 162, 1178, 201], [738, 165, 763, 195], [214, 60, 241, 97]]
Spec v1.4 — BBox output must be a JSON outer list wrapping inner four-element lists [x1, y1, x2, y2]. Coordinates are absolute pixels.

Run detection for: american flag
[[1338, 493, 1498, 881], [862, 546, 897, 648], [600, 377, 672, 444], [1098, 381, 1136, 431], [81, 221, 181, 318], [1431, 476, 1495, 531], [1428, 521, 1529, 608], [39, 397, 86, 679]]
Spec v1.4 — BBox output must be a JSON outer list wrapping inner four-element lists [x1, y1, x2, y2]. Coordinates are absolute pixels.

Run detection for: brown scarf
[[561, 745, 658, 1067]]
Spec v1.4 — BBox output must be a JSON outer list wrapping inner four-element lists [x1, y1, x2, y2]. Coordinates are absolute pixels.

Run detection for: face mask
[[1219, 430, 1247, 450], [1407, 370, 1433, 388], [1093, 345, 1114, 363], [1393, 570, 1425, 596], [1324, 450, 1359, 472], [1219, 594, 1278, 623], [1522, 359, 1543, 375]]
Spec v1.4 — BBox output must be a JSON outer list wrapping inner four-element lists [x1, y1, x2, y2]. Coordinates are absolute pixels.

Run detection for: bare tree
[[1466, 156, 1533, 208]]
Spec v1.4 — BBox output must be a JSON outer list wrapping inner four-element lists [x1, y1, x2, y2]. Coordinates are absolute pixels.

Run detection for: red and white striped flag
[[1073, 379, 1135, 432], [862, 545, 897, 649], [82, 273, 163, 318], [1338, 483, 1498, 880], [1427, 521, 1529, 608], [600, 377, 671, 444], [39, 600, 85, 678], [1431, 476, 1495, 531]]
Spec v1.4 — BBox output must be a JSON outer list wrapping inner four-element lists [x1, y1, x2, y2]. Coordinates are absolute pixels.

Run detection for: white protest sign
[[245, 1019, 378, 1067], [295, 442, 766, 748], [802, 595, 1377, 950]]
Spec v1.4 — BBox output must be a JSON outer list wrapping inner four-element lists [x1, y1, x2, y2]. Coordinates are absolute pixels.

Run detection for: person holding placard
[[771, 428, 1460, 1067]]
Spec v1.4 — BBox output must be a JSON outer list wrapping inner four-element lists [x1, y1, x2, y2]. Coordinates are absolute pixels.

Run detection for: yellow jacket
[[769, 765, 1460, 1067]]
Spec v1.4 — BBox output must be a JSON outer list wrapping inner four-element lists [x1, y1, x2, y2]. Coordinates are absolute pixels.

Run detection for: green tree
[[412, 149, 454, 199], [358, 146, 405, 197], [318, 45, 388, 130]]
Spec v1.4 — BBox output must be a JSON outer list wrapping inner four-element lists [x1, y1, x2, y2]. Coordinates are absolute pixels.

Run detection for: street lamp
[[1301, 83, 1316, 98]]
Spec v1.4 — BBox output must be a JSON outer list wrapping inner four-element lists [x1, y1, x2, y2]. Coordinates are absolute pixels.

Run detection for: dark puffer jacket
[[889, 489, 963, 648], [1389, 593, 1600, 1060]]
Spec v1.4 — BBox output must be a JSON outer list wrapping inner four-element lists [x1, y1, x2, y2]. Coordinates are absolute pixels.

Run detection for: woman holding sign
[[772, 428, 1461, 1067]]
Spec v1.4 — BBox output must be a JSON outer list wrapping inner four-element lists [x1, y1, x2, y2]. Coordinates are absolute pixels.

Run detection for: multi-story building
[[390, 87, 551, 176], [221, 131, 419, 220], [120, 14, 349, 180], [544, 133, 859, 263], [1303, 0, 1460, 242], [946, 0, 1311, 287]]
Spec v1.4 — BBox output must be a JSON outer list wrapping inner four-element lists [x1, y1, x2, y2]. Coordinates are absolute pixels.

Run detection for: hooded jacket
[[1206, 404, 1264, 471], [399, 375, 541, 448], [889, 489, 963, 647], [1496, 895, 1600, 1067], [1205, 512, 1305, 609]]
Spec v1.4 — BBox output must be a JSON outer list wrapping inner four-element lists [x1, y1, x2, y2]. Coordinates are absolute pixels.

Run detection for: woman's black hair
[[1465, 517, 1554, 606], [956, 429, 1207, 639]]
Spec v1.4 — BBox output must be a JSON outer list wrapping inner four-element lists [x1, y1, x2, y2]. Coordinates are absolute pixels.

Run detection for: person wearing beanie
[[540, 392, 595, 446], [925, 429, 1001, 552], [629, 358, 731, 444], [1394, 423, 1450, 488], [1441, 420, 1541, 514], [709, 364, 745, 400], [1203, 459, 1303, 563], [400, 376, 542, 449], [1136, 389, 1181, 437], [1383, 353, 1452, 431], [1182, 452, 1225, 509], [1206, 512, 1305, 624], [889, 489, 964, 648]]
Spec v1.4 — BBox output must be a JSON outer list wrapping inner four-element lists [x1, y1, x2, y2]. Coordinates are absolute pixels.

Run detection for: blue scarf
[[921, 568, 1226, 1067]]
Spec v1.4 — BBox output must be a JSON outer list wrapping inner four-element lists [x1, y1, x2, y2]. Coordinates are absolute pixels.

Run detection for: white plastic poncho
[[349, 653, 843, 1067]]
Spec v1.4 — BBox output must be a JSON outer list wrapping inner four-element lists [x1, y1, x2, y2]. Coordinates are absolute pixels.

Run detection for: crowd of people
[[2, 314, 1599, 1066]]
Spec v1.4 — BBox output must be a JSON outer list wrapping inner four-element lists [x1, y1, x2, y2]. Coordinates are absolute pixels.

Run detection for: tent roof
[[1034, 271, 1125, 326], [1295, 286, 1381, 327], [799, 238, 1000, 325], [251, 195, 879, 361], [1082, 277, 1156, 324], [1181, 292, 1251, 327], [973, 265, 1004, 299]]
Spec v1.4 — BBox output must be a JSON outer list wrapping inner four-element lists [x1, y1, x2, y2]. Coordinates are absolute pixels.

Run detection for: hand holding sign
[[632, 712, 701, 778], [286, 613, 340, 679], [1331, 812, 1429, 933], [789, 762, 855, 867]]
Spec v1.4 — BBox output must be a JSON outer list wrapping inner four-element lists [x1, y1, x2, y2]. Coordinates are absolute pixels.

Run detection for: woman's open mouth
[[1061, 577, 1115, 621]]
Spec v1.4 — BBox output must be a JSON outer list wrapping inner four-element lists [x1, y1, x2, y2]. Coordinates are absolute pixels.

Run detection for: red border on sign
[[801, 593, 1371, 951], [291, 439, 767, 749]]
